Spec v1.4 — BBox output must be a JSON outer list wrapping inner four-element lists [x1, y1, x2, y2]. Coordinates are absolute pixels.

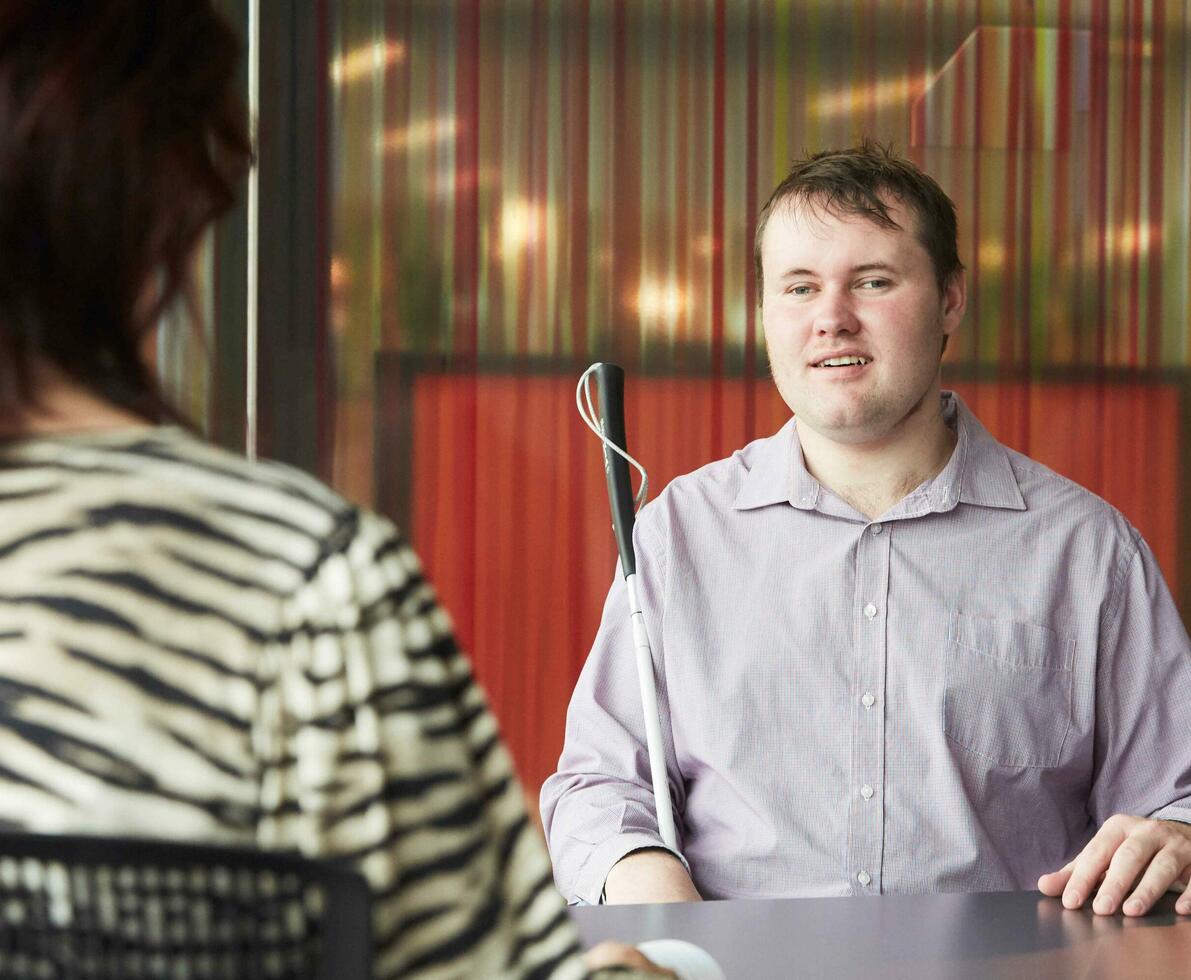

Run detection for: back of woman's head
[[0, 0, 252, 424]]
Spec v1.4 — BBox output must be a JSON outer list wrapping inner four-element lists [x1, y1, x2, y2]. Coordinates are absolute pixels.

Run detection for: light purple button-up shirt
[[540, 392, 1191, 905]]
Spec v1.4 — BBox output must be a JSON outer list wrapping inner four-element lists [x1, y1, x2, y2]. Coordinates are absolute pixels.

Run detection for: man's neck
[[796, 396, 957, 520]]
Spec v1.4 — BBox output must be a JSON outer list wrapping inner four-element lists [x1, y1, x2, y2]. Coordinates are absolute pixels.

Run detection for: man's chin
[[796, 409, 894, 448]]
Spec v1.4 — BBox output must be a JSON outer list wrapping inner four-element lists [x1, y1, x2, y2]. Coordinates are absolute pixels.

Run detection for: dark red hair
[[0, 0, 252, 423]]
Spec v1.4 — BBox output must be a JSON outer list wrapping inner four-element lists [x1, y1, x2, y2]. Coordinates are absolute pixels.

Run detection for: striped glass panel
[[320, 0, 1191, 794]]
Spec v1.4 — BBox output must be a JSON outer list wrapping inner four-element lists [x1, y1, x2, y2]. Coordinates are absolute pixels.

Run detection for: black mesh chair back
[[0, 833, 371, 980]]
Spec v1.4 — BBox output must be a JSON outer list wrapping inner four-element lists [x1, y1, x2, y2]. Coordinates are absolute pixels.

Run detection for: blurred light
[[424, 167, 485, 197], [330, 40, 406, 86], [813, 74, 924, 118], [330, 304, 349, 336], [1115, 221, 1155, 256], [635, 279, 687, 320], [1111, 38, 1153, 58], [694, 234, 717, 257], [500, 198, 551, 254], [978, 240, 1006, 270], [381, 116, 458, 152], [330, 257, 350, 291], [1080, 222, 1158, 258]]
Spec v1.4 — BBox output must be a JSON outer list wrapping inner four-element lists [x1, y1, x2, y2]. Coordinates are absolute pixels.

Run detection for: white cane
[[576, 363, 678, 852]]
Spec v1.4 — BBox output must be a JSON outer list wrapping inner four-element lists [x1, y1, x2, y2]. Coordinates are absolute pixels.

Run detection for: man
[[540, 143, 1191, 916]]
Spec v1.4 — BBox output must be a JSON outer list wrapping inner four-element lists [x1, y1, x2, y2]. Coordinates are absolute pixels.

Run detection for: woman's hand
[[583, 940, 679, 977]]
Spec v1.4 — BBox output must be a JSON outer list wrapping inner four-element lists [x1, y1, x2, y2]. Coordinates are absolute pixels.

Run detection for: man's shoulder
[[640, 424, 790, 525], [999, 443, 1139, 546]]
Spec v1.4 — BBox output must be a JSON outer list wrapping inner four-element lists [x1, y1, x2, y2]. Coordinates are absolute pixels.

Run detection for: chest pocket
[[943, 612, 1075, 768]]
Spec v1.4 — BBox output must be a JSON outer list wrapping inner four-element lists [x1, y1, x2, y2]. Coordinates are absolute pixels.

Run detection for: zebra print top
[[0, 426, 607, 979]]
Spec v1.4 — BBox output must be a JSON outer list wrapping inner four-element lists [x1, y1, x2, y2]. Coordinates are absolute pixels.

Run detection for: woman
[[0, 2, 667, 977]]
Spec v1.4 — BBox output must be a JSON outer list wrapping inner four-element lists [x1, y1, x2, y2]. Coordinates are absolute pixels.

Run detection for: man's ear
[[942, 269, 967, 335]]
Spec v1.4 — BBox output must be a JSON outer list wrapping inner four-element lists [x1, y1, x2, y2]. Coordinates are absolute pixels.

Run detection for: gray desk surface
[[571, 891, 1191, 979]]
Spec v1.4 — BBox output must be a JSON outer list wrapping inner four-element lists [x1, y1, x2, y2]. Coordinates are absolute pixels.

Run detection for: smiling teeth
[[818, 356, 870, 367]]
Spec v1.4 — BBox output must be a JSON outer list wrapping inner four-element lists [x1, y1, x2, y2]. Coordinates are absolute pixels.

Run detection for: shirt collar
[[731, 416, 805, 511], [732, 391, 1026, 514], [941, 391, 1026, 512]]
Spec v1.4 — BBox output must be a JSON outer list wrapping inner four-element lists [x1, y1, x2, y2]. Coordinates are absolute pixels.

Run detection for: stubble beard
[[773, 354, 940, 448]]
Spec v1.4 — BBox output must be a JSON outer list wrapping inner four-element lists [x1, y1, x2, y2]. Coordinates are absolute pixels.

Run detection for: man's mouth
[[812, 355, 872, 368]]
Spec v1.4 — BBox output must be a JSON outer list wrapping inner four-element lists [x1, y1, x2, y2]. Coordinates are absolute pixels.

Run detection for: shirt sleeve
[[254, 508, 590, 980], [539, 507, 691, 905], [1089, 529, 1191, 827]]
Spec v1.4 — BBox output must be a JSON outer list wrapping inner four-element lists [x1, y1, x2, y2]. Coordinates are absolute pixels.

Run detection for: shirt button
[[857, 871, 872, 886], [861, 692, 876, 708], [860, 784, 874, 800], [863, 603, 877, 619], [869, 523, 883, 535]]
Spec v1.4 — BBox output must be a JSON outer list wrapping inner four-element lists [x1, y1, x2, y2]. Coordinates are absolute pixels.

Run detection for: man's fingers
[[1037, 862, 1075, 896], [1091, 832, 1163, 914], [1042, 818, 1191, 915], [1119, 846, 1188, 916], [1179, 878, 1191, 916], [1061, 819, 1132, 909]]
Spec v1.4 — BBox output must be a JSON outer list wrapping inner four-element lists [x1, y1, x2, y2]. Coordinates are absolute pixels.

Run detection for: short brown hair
[[754, 139, 963, 302], [0, 0, 252, 424]]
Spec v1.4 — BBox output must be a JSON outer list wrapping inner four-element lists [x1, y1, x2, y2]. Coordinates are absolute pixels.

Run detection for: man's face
[[759, 199, 965, 447]]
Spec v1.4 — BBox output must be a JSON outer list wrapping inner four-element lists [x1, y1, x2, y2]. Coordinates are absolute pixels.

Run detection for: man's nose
[[813, 289, 859, 335]]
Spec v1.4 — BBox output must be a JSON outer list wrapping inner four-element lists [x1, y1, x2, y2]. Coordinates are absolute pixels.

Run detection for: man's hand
[[584, 941, 678, 977], [603, 848, 703, 904], [1038, 815, 1191, 916]]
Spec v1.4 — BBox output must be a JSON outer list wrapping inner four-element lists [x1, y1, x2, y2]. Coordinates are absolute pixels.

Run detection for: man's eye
[[789, 284, 814, 296], [859, 278, 890, 290]]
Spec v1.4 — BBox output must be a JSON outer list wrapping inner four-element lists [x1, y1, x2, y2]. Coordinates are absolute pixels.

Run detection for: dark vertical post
[[209, 0, 249, 454], [252, 0, 327, 475]]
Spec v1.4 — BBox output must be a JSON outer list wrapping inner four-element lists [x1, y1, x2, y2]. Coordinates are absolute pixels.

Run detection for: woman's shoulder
[[133, 428, 355, 517], [0, 426, 387, 582], [3, 425, 346, 511]]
